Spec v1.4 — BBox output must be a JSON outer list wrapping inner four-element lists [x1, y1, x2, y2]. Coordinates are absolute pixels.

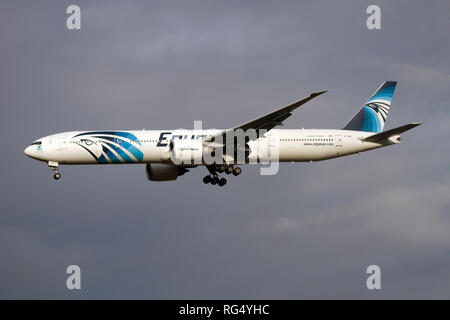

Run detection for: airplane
[[24, 81, 421, 186]]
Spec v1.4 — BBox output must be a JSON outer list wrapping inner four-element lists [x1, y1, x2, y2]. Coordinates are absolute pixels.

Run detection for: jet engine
[[146, 163, 189, 181]]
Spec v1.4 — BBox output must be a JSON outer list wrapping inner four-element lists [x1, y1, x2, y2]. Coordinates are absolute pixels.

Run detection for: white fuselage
[[24, 129, 396, 165]]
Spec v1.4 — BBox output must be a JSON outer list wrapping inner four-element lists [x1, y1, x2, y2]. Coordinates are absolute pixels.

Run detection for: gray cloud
[[1, 0, 449, 299]]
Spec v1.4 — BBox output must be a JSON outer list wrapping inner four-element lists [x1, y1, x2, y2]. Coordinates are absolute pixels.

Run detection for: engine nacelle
[[146, 163, 188, 181], [170, 139, 204, 165]]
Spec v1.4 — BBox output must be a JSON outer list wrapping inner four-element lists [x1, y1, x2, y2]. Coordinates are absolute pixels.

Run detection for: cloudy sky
[[1, 0, 449, 299]]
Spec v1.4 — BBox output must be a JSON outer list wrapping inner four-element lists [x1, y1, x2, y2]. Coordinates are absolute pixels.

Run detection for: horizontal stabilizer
[[363, 122, 421, 142]]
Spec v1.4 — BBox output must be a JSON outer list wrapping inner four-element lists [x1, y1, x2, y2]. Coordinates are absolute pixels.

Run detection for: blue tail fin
[[343, 81, 397, 133]]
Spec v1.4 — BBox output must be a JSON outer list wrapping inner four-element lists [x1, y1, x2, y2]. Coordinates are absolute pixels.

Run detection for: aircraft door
[[58, 137, 68, 151], [334, 135, 343, 147], [267, 132, 279, 160]]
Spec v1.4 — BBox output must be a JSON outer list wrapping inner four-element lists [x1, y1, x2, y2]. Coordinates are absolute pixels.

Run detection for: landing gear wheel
[[203, 175, 212, 184], [218, 178, 227, 186], [233, 167, 241, 176], [226, 166, 234, 174], [217, 164, 226, 173], [212, 176, 219, 185], [53, 172, 61, 180]]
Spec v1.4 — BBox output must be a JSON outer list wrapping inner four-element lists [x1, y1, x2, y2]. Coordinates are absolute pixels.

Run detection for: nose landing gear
[[48, 161, 61, 181]]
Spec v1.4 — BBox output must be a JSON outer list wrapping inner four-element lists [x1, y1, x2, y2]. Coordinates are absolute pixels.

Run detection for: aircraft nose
[[24, 146, 32, 157]]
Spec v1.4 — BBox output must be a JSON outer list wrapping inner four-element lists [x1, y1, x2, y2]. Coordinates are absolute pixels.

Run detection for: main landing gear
[[203, 175, 227, 186], [48, 161, 61, 180], [203, 165, 241, 186]]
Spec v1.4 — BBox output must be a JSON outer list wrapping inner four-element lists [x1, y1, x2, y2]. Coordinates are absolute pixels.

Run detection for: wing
[[205, 90, 327, 143]]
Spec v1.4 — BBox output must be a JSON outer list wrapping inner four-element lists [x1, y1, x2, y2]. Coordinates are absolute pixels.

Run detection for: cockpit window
[[31, 141, 42, 145]]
